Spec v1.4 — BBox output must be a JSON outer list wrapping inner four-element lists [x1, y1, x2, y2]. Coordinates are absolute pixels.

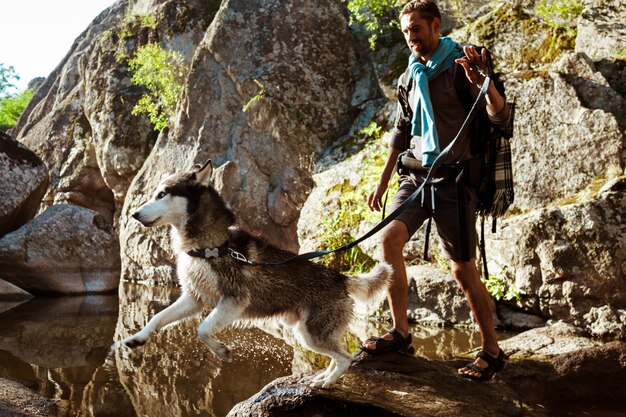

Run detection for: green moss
[[315, 122, 399, 274], [553, 169, 624, 207]]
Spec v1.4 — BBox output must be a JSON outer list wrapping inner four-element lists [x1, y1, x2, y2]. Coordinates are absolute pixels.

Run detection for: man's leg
[[451, 259, 500, 377], [363, 220, 410, 349]]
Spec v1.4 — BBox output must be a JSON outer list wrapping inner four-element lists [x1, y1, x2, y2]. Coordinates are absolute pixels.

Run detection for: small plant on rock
[[481, 268, 525, 302], [128, 43, 188, 131]]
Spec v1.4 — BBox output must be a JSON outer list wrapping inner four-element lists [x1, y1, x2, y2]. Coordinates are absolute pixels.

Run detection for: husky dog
[[119, 160, 392, 388]]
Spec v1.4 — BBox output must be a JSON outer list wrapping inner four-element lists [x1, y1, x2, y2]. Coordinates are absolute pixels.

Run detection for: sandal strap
[[476, 349, 505, 367]]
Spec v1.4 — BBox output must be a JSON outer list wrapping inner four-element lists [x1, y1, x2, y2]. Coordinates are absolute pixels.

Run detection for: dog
[[118, 160, 392, 388]]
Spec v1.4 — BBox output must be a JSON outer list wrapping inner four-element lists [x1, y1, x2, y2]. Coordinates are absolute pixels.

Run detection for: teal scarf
[[409, 37, 464, 166]]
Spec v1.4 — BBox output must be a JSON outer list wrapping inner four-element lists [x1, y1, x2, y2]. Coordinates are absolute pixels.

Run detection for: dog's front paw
[[118, 334, 148, 350], [200, 336, 231, 361], [213, 342, 231, 361]]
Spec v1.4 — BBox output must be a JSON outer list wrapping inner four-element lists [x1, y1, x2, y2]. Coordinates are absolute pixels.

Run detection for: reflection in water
[[0, 282, 493, 417]]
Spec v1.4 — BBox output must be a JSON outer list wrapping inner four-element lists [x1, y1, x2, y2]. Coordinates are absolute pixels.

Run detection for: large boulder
[[0, 132, 48, 237], [0, 204, 120, 294], [576, 0, 626, 62], [120, 0, 383, 284], [486, 177, 626, 338], [505, 53, 624, 211]]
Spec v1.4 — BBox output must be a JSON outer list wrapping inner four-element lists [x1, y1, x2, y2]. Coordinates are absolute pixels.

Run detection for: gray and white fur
[[118, 160, 392, 388]]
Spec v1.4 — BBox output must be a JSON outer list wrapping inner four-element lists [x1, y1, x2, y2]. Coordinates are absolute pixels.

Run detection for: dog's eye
[[156, 191, 167, 200]]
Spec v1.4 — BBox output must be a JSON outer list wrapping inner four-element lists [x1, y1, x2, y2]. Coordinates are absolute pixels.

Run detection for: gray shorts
[[390, 174, 478, 261]]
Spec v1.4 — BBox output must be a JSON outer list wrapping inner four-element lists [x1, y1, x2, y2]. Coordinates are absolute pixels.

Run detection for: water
[[0, 282, 497, 417]]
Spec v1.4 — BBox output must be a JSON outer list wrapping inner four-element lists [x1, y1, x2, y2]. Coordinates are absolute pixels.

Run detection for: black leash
[[193, 74, 491, 267]]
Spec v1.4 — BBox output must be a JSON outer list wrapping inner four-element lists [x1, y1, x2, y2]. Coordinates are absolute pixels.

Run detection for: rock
[[496, 304, 546, 330], [0, 278, 33, 302], [505, 58, 623, 211], [485, 178, 626, 337], [0, 377, 55, 417], [10, 0, 216, 226], [0, 204, 120, 294], [228, 339, 626, 416], [498, 321, 600, 360], [576, 0, 626, 61], [405, 265, 473, 326], [0, 131, 48, 238], [120, 0, 384, 284]]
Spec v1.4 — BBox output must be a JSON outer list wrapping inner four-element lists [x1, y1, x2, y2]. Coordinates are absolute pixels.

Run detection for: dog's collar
[[186, 241, 230, 260]]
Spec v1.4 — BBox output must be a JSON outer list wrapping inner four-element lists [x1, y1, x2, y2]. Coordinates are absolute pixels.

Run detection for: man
[[360, 0, 510, 382]]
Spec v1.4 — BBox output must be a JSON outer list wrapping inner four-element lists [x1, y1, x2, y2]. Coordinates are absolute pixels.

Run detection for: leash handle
[[240, 75, 491, 267]]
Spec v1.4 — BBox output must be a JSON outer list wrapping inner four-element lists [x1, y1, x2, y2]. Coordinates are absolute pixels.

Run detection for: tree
[[0, 90, 33, 132], [0, 63, 20, 98]]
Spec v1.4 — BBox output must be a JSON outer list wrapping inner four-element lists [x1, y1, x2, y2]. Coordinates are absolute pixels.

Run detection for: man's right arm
[[368, 147, 401, 212]]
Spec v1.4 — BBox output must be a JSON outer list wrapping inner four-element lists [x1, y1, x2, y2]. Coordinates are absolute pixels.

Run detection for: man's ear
[[432, 17, 441, 35], [193, 160, 213, 185]]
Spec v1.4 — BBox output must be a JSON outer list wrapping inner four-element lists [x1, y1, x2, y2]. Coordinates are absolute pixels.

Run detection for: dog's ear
[[193, 160, 213, 185]]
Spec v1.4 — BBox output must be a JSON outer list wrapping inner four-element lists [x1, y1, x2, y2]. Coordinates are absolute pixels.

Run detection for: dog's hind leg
[[119, 292, 203, 349], [197, 297, 245, 361], [297, 323, 352, 389]]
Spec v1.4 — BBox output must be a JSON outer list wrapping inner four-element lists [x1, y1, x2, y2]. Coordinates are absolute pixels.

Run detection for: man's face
[[400, 12, 440, 60]]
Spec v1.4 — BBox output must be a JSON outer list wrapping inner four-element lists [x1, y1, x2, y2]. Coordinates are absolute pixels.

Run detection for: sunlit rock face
[[0, 204, 120, 294], [0, 132, 48, 238], [486, 178, 626, 338], [10, 0, 218, 227], [119, 0, 384, 284]]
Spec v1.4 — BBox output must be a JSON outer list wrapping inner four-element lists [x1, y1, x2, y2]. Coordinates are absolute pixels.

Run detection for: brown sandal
[[459, 349, 507, 382], [360, 328, 415, 355]]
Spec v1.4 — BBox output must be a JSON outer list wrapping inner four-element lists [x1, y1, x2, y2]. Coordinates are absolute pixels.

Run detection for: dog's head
[[132, 160, 235, 231]]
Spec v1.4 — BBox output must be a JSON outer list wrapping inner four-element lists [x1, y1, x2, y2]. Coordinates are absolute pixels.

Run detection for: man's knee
[[381, 221, 409, 253], [451, 259, 480, 292]]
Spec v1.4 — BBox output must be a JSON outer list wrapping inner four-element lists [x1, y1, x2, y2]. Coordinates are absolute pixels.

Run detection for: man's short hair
[[399, 0, 442, 24]]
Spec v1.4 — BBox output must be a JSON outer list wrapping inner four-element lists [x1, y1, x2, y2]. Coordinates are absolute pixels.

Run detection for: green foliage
[[535, 0, 583, 35], [316, 122, 398, 274], [344, 0, 402, 49], [128, 43, 188, 131], [481, 268, 525, 302], [242, 79, 267, 112], [615, 47, 626, 61], [0, 64, 19, 98], [0, 89, 33, 132]]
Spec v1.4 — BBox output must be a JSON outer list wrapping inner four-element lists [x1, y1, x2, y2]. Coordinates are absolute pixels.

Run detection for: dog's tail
[[346, 262, 393, 303]]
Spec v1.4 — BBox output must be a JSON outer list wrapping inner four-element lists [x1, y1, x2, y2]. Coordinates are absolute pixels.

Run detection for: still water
[[0, 282, 486, 417]]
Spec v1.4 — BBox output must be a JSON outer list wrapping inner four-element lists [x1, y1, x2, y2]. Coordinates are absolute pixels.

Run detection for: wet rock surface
[[229, 333, 626, 417]]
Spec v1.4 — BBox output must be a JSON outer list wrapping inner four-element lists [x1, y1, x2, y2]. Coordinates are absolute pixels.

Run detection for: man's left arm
[[455, 45, 509, 125]]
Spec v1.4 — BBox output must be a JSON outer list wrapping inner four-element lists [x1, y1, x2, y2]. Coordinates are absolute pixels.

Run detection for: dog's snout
[[132, 211, 140, 220]]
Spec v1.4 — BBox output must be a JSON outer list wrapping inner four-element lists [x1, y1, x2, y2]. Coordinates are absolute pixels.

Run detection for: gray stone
[[0, 204, 120, 294], [0, 377, 55, 417], [405, 265, 473, 326], [0, 132, 48, 238], [497, 304, 546, 330], [120, 0, 383, 284], [576, 0, 626, 61], [498, 321, 600, 360], [0, 278, 33, 302], [228, 338, 626, 417], [485, 178, 626, 337], [10, 0, 216, 227]]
